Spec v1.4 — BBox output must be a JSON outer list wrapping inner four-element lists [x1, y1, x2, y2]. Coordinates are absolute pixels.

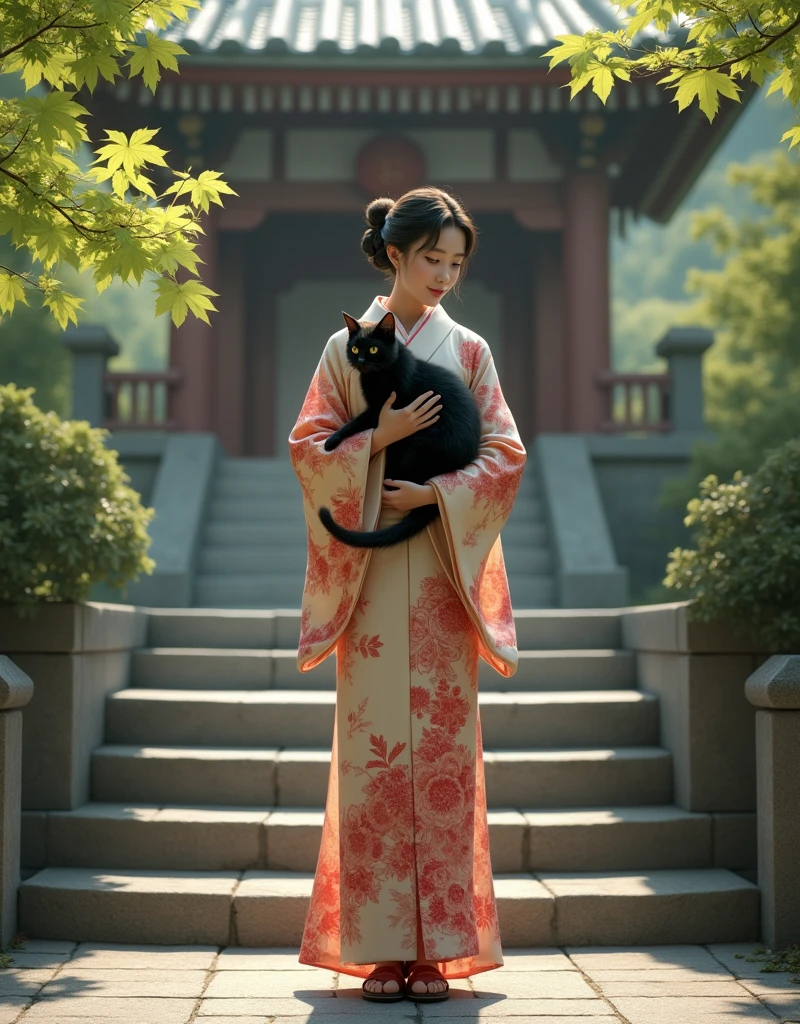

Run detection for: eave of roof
[[152, 0, 664, 60]]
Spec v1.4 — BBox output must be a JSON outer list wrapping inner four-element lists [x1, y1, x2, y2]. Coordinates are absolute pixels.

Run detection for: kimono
[[288, 294, 526, 981]]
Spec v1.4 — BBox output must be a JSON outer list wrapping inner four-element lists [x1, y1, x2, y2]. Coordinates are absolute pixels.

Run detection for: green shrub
[[664, 437, 800, 652], [0, 383, 155, 614]]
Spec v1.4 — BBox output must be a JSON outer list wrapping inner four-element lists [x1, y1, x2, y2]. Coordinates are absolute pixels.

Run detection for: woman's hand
[[382, 479, 437, 510], [371, 391, 442, 455]]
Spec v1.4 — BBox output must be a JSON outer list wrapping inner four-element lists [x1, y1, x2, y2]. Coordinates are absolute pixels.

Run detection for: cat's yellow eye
[[351, 346, 359, 354], [369, 346, 378, 354]]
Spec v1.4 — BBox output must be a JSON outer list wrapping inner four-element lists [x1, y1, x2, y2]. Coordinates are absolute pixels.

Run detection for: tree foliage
[[0, 382, 155, 613], [544, 0, 800, 148], [663, 438, 800, 652], [0, 0, 237, 329], [659, 151, 800, 510]]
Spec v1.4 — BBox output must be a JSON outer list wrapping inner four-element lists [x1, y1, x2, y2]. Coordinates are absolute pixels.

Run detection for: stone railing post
[[62, 324, 120, 427], [744, 655, 800, 949], [655, 326, 714, 433], [0, 656, 34, 948]]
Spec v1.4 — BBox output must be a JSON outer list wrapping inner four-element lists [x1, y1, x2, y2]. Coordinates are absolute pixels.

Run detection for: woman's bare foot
[[408, 958, 447, 994], [363, 960, 404, 994]]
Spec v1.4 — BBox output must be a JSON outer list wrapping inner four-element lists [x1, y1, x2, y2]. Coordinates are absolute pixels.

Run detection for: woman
[[288, 187, 526, 1002]]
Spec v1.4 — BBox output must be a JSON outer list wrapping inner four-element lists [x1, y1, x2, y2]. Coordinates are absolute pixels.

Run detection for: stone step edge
[[130, 648, 634, 658], [30, 801, 712, 824], [20, 868, 757, 945], [93, 743, 671, 760], [112, 687, 651, 703]]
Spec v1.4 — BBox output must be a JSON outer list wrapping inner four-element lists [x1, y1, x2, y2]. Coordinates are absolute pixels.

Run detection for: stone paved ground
[[1, 940, 798, 1024]]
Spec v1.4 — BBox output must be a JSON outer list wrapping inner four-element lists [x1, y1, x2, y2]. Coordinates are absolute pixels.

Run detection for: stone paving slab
[[19, 997, 197, 1021], [470, 970, 596, 998], [5, 941, 800, 1023], [606, 996, 781, 1023], [0, 969, 59, 994], [204, 968, 336, 996], [195, 996, 414, 1014], [0, 999, 31, 1024], [67, 942, 218, 969], [421, 999, 617, 1016], [37, 967, 208, 997]]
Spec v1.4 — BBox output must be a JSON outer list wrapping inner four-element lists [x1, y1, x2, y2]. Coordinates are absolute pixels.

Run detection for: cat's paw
[[324, 434, 340, 452]]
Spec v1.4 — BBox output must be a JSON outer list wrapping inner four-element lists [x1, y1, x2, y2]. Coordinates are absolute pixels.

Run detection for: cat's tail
[[318, 503, 439, 548]]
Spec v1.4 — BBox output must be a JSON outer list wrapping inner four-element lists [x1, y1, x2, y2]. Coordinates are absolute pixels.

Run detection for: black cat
[[318, 309, 481, 548]]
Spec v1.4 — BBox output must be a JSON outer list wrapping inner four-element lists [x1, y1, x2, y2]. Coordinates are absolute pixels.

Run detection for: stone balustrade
[[0, 656, 34, 947], [744, 655, 800, 950]]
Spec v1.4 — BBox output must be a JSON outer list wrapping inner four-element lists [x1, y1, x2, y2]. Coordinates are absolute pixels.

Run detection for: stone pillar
[[655, 326, 714, 432], [169, 205, 220, 432], [62, 325, 120, 426], [562, 170, 610, 433], [745, 654, 800, 949], [0, 656, 34, 948]]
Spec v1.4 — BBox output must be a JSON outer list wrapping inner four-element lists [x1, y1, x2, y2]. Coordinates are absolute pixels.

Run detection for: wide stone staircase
[[18, 607, 759, 946], [194, 457, 556, 608]]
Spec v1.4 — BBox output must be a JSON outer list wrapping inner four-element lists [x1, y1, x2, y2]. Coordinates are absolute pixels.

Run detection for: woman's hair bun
[[365, 197, 395, 233]]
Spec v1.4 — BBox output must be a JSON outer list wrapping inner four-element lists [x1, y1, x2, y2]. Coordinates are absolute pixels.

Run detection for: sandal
[[361, 963, 406, 1002], [405, 962, 450, 1002]]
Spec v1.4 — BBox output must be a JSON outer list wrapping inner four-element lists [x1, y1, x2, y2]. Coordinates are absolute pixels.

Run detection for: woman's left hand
[[382, 479, 436, 510]]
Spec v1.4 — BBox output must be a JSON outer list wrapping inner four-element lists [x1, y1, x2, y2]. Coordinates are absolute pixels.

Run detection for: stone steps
[[208, 494, 547, 523], [33, 802, 719, 872], [198, 543, 554, 576], [106, 689, 659, 748], [128, 648, 636, 691], [18, 866, 760, 946], [144, 607, 623, 651], [194, 572, 558, 610], [90, 743, 673, 808], [202, 519, 551, 548], [195, 455, 557, 608]]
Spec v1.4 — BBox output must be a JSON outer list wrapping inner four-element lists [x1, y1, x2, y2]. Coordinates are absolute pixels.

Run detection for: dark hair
[[360, 186, 478, 299]]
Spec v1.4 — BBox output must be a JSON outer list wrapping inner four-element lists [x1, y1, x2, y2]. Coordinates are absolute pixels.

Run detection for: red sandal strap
[[406, 964, 448, 984], [363, 964, 405, 985]]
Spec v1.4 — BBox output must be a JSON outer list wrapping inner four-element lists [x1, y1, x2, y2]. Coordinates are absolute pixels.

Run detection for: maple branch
[[0, 164, 111, 237], [0, 264, 39, 287], [0, 3, 103, 61]]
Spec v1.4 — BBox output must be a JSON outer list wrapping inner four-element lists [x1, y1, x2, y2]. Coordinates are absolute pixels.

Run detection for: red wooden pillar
[[533, 232, 567, 433], [169, 205, 219, 432], [214, 231, 247, 454], [562, 171, 610, 432]]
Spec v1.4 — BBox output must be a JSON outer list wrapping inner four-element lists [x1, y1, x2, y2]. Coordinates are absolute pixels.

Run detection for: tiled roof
[[158, 0, 633, 57]]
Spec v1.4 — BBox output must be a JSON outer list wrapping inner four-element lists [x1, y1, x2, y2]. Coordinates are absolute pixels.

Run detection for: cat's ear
[[377, 311, 396, 333], [342, 311, 360, 334]]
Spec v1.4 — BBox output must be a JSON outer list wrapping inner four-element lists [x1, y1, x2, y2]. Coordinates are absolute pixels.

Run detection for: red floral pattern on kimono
[[290, 297, 521, 982]]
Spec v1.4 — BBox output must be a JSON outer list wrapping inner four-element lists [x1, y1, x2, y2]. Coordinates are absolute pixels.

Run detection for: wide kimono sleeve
[[288, 333, 387, 672], [426, 335, 527, 677]]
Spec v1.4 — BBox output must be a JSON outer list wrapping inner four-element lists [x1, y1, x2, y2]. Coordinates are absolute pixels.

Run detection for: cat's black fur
[[318, 309, 481, 549]]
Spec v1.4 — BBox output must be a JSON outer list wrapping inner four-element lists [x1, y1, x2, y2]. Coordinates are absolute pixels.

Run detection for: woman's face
[[389, 224, 466, 307]]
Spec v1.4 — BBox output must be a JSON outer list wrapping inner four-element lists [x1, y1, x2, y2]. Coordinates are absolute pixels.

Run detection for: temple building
[[82, 0, 749, 457]]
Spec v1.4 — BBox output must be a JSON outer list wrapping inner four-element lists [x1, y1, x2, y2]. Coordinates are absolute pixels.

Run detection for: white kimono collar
[[360, 294, 457, 363]]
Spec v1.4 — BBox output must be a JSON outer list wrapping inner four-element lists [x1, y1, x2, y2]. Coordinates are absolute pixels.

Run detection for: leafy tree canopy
[[544, 0, 800, 148], [659, 150, 800, 508], [0, 0, 237, 329]]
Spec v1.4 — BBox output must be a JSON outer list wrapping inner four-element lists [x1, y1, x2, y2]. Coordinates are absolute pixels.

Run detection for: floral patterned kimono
[[288, 294, 526, 981]]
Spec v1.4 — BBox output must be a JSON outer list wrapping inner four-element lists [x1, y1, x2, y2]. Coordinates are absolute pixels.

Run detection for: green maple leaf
[[669, 69, 742, 120], [18, 91, 90, 152], [70, 52, 120, 92], [154, 276, 218, 326], [0, 274, 29, 314], [92, 127, 169, 177], [125, 33, 187, 92]]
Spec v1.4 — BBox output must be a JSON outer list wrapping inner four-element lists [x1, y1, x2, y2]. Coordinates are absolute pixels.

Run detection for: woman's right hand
[[372, 390, 442, 453]]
